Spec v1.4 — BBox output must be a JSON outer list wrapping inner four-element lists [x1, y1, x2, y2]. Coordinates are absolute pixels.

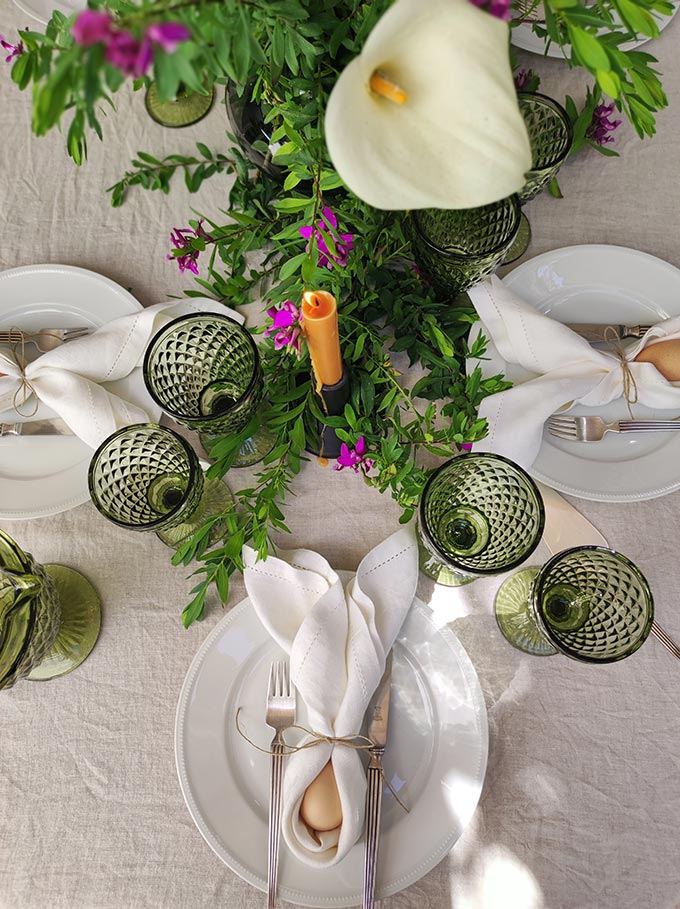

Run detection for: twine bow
[[603, 325, 639, 419], [235, 707, 409, 813]]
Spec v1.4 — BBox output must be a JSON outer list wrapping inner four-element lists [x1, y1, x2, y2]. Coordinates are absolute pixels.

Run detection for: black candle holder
[[306, 367, 350, 459]]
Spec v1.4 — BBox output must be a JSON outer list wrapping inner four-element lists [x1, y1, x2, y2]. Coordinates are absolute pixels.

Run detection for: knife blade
[[363, 652, 393, 909], [565, 322, 651, 343], [536, 481, 608, 553], [0, 418, 72, 437]]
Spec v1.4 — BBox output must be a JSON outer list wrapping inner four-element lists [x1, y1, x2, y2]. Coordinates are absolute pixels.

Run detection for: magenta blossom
[[0, 34, 24, 62], [299, 206, 354, 270], [468, 0, 511, 21], [72, 10, 112, 46], [264, 300, 303, 356], [146, 22, 191, 53], [72, 12, 190, 78], [586, 102, 622, 146], [334, 436, 375, 475], [167, 219, 214, 275]]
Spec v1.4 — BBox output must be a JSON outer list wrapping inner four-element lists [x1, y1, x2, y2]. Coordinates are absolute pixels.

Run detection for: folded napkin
[[242, 526, 418, 867], [467, 276, 680, 468], [0, 298, 243, 449]]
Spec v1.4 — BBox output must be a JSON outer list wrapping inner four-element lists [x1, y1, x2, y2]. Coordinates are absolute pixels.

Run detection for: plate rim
[[0, 263, 148, 520], [174, 593, 489, 907], [501, 243, 680, 502]]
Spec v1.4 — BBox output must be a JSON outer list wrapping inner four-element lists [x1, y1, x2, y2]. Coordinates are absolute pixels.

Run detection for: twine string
[[603, 325, 638, 419], [9, 330, 39, 417], [235, 707, 409, 813]]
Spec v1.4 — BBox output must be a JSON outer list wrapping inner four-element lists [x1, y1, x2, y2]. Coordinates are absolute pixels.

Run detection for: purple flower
[[167, 219, 214, 275], [72, 10, 113, 46], [334, 436, 375, 475], [104, 30, 152, 77], [514, 68, 540, 92], [146, 22, 191, 53], [586, 102, 622, 146], [299, 206, 355, 270], [264, 300, 303, 356], [468, 0, 511, 21], [0, 34, 24, 62]]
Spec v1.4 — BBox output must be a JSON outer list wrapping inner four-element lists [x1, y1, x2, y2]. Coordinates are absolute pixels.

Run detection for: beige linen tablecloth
[[1, 4, 679, 907]]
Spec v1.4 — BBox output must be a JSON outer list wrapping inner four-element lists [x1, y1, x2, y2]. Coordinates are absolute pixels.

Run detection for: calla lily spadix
[[324, 0, 532, 211]]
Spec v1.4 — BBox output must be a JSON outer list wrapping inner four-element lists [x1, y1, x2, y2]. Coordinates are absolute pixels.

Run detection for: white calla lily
[[325, 0, 532, 210]]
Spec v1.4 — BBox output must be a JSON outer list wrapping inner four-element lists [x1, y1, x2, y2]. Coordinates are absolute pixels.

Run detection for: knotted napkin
[[467, 276, 680, 468], [0, 298, 242, 449], [242, 525, 418, 867]]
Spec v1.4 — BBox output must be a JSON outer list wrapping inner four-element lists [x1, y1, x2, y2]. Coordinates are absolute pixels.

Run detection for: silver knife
[[0, 418, 72, 437], [565, 323, 652, 342], [363, 652, 393, 909]]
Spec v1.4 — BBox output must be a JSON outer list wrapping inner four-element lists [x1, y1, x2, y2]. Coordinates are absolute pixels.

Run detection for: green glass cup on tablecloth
[[145, 82, 215, 128], [495, 546, 654, 661], [143, 313, 275, 467], [0, 529, 101, 689], [417, 453, 545, 586], [409, 195, 521, 298], [88, 423, 233, 549], [504, 91, 574, 262]]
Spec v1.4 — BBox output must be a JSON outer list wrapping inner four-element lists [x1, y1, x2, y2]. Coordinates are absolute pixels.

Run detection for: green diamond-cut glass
[[88, 423, 233, 548], [143, 314, 275, 467], [495, 547, 654, 662], [145, 83, 215, 128], [410, 197, 520, 298], [0, 530, 101, 690], [517, 92, 573, 203], [417, 453, 545, 586]]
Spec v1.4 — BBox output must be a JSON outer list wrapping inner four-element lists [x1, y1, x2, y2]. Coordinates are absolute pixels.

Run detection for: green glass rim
[[87, 422, 202, 532], [418, 452, 545, 576], [531, 545, 655, 663], [142, 312, 262, 426], [517, 91, 575, 172], [410, 195, 521, 260]]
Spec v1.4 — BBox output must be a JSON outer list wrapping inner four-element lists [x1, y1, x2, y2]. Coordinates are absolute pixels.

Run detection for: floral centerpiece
[[2, 0, 671, 624]]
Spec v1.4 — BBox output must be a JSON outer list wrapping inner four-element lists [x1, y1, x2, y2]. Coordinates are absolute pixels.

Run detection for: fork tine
[[267, 661, 276, 699], [547, 416, 576, 428]]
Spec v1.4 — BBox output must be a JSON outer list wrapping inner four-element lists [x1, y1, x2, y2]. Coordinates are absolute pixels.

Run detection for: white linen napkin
[[242, 525, 418, 867], [467, 276, 680, 468], [0, 298, 243, 449]]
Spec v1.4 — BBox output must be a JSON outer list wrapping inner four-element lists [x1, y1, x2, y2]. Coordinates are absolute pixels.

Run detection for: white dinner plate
[[175, 592, 488, 907], [511, 5, 677, 57], [11, 0, 83, 25], [487, 244, 680, 502], [0, 264, 160, 520]]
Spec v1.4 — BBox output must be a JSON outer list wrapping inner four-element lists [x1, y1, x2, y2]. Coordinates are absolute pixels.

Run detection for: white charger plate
[[11, 0, 83, 25], [486, 244, 680, 502], [175, 593, 488, 907], [511, 5, 677, 57], [0, 264, 160, 520]]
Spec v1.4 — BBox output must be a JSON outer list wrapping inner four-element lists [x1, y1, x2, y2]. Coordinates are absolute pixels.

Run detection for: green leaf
[[596, 68, 621, 99], [568, 25, 611, 71]]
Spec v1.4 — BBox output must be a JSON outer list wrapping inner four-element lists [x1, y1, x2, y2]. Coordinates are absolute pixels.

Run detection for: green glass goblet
[[145, 82, 215, 128], [417, 453, 545, 586], [409, 196, 521, 300], [88, 423, 233, 549], [0, 529, 101, 689], [504, 91, 574, 262], [495, 546, 654, 660], [143, 313, 276, 468]]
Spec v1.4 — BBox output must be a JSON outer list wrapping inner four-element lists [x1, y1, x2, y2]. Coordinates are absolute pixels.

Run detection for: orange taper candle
[[301, 290, 343, 388]]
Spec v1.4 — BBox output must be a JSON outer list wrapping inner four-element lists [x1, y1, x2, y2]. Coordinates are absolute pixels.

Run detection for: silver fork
[[547, 414, 680, 442], [0, 327, 90, 353], [265, 661, 296, 909]]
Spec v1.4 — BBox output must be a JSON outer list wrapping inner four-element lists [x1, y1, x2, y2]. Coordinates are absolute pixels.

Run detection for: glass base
[[156, 476, 234, 548], [145, 83, 215, 128], [27, 565, 102, 681], [494, 567, 557, 656], [199, 426, 277, 468], [417, 537, 476, 587], [502, 212, 532, 264]]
